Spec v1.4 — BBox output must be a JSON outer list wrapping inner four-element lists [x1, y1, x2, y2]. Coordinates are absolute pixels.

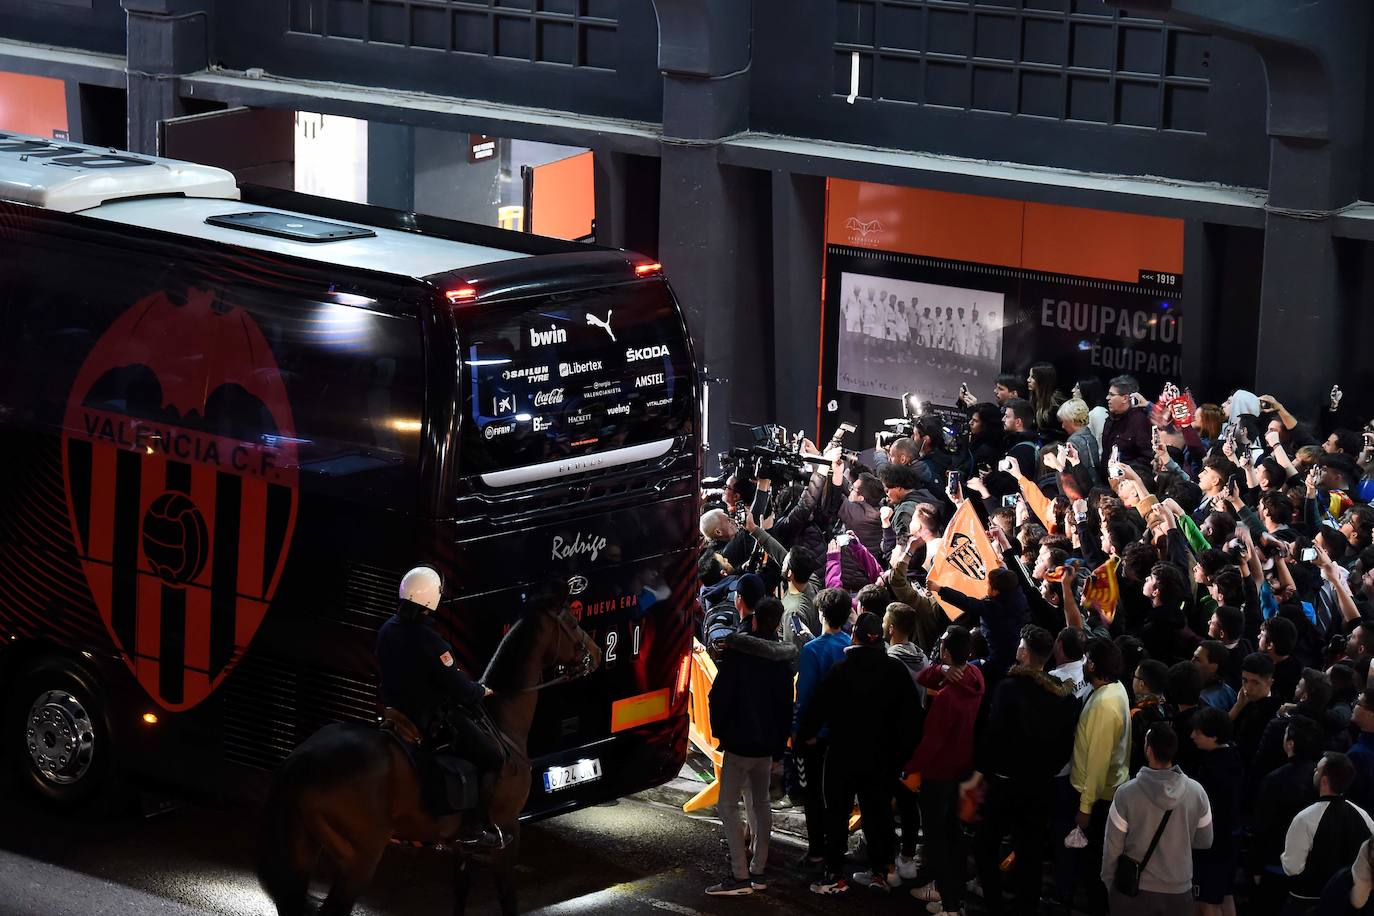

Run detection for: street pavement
[[0, 778, 934, 916]]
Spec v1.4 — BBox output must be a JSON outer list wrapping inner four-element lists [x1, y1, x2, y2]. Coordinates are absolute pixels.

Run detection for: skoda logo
[[568, 575, 589, 596]]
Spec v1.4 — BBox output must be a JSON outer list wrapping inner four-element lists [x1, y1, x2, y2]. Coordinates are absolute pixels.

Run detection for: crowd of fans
[[698, 367, 1374, 916]]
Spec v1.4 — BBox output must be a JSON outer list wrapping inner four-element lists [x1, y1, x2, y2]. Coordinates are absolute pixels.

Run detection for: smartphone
[[1002, 494, 1019, 508], [946, 470, 959, 494], [1110, 445, 1120, 465], [1301, 547, 1318, 562], [836, 533, 851, 548], [959, 382, 970, 397]]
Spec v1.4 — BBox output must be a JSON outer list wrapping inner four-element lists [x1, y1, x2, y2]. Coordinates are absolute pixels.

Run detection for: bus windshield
[[455, 281, 693, 477]]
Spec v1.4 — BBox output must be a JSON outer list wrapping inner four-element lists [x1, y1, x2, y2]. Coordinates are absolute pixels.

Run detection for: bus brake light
[[675, 651, 692, 699], [633, 262, 662, 277], [445, 287, 477, 302], [142, 712, 159, 725]]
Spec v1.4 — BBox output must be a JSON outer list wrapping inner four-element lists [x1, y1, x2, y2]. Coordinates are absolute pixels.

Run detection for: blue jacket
[[937, 585, 1030, 680], [1348, 732, 1374, 814], [793, 631, 850, 736]]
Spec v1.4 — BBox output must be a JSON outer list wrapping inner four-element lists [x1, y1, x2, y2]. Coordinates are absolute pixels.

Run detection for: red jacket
[[907, 663, 985, 783]]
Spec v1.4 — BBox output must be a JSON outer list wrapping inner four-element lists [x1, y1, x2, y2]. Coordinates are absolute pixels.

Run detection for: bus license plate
[[543, 758, 602, 793]]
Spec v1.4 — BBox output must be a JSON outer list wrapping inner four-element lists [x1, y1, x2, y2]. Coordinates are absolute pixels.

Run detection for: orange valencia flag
[[1080, 556, 1122, 623], [926, 500, 1004, 603], [1018, 475, 1056, 532]]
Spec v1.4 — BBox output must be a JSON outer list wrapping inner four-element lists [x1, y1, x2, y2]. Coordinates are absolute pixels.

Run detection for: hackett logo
[[552, 531, 609, 563], [529, 325, 567, 347]]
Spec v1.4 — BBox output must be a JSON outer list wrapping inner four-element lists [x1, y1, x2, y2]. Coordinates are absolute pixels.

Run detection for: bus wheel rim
[[25, 690, 96, 786]]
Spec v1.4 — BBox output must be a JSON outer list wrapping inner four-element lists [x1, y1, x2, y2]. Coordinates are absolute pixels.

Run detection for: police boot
[[456, 772, 507, 849]]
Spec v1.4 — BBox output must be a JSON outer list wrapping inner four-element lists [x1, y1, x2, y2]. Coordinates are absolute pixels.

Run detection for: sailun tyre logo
[[60, 287, 300, 713]]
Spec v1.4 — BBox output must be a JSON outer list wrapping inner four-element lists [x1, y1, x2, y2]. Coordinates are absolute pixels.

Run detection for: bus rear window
[[456, 283, 692, 476]]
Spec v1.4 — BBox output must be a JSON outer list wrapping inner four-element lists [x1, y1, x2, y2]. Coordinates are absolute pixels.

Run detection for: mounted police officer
[[376, 566, 506, 848]]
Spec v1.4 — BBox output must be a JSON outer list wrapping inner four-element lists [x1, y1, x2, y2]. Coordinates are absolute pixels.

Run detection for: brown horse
[[255, 600, 601, 915]]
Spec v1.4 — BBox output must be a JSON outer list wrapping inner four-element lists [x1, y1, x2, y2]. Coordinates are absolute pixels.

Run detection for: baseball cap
[[852, 611, 885, 646], [735, 573, 768, 609]]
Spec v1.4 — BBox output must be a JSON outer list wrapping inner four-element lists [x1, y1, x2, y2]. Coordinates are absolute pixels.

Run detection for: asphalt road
[[0, 784, 933, 916]]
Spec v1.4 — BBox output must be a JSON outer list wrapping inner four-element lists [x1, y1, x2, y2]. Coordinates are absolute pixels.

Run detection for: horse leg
[[451, 855, 473, 916], [314, 819, 388, 916], [491, 837, 520, 916]]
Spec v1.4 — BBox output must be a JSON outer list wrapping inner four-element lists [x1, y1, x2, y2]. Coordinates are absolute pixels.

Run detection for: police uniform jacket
[[377, 602, 485, 734]]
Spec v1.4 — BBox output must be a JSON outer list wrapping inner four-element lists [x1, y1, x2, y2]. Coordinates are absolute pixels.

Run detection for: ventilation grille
[[222, 652, 378, 771], [342, 563, 403, 629]]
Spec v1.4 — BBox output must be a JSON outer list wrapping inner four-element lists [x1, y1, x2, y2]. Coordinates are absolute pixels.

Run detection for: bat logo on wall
[[60, 286, 300, 711], [844, 217, 885, 240]]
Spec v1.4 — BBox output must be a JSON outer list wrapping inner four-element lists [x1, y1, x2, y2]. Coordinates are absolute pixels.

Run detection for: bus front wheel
[[9, 660, 117, 808]]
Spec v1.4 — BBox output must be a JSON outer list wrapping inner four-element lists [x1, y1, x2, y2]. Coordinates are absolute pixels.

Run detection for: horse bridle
[[521, 606, 598, 693]]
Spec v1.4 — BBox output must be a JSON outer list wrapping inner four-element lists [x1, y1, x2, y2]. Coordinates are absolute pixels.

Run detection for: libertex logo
[[844, 216, 885, 246]]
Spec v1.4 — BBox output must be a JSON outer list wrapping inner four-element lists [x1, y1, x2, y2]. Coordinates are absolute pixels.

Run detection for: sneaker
[[896, 853, 920, 880], [850, 869, 896, 890], [809, 871, 849, 895], [704, 875, 753, 896], [910, 881, 942, 903], [748, 871, 767, 890]]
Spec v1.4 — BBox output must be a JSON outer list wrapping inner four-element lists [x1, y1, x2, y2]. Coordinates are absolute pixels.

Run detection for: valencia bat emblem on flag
[[59, 286, 300, 711]]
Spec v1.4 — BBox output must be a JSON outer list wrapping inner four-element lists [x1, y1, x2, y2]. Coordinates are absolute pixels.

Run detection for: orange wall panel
[[1021, 202, 1183, 284], [0, 72, 68, 138], [827, 179, 1023, 268], [531, 150, 594, 241], [826, 178, 1183, 285]]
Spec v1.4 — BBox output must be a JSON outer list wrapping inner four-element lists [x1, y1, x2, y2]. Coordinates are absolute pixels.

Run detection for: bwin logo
[[529, 325, 568, 347]]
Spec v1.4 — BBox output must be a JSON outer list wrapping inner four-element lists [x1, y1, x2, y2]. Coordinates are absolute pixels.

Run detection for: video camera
[[876, 392, 969, 455], [704, 422, 858, 487]]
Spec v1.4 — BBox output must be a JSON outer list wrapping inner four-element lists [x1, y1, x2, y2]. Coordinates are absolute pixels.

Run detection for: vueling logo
[[529, 325, 568, 347]]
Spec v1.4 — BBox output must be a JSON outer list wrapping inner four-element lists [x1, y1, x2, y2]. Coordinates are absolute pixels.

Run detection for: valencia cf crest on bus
[[60, 286, 299, 711]]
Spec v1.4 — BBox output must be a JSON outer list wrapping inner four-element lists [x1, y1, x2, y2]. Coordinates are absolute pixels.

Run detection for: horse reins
[[519, 608, 597, 693]]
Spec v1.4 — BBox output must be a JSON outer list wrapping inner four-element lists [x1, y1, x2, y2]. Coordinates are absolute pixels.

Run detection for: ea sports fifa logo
[[60, 287, 300, 711]]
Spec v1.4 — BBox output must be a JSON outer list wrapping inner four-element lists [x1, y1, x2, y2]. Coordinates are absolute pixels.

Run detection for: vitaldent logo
[[843, 216, 885, 246], [529, 325, 567, 347], [626, 344, 670, 362]]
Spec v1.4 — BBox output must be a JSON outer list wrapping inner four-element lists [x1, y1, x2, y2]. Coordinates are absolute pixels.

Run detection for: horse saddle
[[379, 708, 482, 816]]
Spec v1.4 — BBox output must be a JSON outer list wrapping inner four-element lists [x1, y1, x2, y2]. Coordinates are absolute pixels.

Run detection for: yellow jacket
[[1070, 681, 1131, 814]]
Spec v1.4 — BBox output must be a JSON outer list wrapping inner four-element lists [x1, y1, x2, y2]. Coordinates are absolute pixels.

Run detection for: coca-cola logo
[[534, 388, 564, 407]]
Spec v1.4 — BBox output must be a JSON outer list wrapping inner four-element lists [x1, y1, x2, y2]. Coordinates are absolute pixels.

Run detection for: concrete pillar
[[121, 0, 209, 154], [366, 122, 415, 212], [770, 170, 826, 440], [651, 0, 761, 465]]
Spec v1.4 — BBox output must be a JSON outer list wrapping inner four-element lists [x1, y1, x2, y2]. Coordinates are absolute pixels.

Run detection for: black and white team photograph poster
[[836, 271, 1005, 405]]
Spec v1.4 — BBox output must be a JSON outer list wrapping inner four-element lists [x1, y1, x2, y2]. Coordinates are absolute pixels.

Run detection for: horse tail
[[256, 756, 312, 916]]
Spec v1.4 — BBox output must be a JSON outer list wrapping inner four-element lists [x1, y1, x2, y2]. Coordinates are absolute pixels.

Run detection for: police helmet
[[399, 566, 443, 611]]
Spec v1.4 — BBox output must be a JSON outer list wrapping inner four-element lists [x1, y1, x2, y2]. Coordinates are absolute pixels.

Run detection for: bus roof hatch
[[0, 131, 240, 213]]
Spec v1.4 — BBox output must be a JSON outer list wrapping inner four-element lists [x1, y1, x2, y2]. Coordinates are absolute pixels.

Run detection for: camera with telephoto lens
[[877, 391, 968, 455]]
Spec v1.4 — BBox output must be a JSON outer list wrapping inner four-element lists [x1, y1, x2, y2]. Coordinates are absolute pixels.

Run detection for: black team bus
[[0, 132, 699, 820]]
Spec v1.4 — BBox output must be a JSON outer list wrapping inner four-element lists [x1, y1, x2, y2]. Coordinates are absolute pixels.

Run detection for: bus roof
[[0, 131, 531, 281]]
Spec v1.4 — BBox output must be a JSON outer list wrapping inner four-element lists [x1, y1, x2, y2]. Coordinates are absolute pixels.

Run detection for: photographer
[[819, 450, 885, 561], [879, 462, 937, 559], [699, 508, 755, 585]]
